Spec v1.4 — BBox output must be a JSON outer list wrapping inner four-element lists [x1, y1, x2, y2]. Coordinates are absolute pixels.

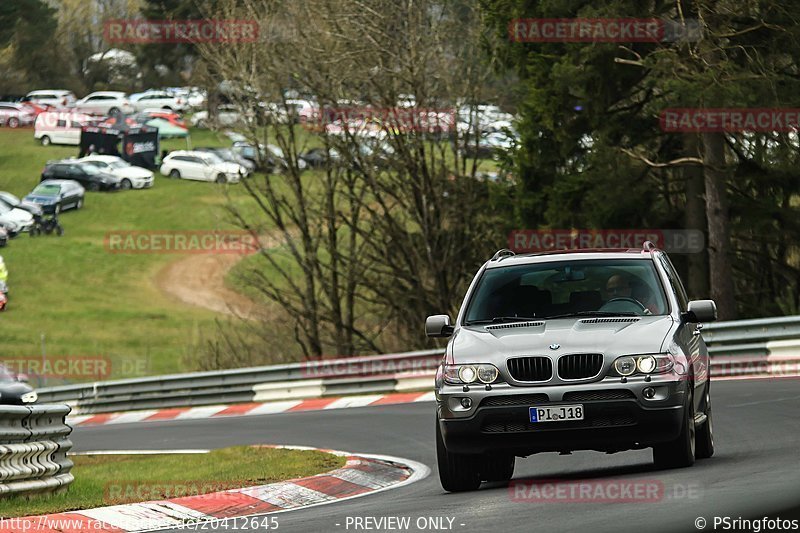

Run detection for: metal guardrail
[[0, 404, 73, 497], [37, 316, 800, 415]]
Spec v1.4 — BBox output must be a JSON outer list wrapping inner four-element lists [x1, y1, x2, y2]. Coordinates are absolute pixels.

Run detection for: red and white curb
[[68, 391, 436, 427], [2, 446, 430, 533]]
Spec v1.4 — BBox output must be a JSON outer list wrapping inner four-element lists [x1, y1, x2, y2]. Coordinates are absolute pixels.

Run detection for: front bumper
[[437, 377, 687, 455]]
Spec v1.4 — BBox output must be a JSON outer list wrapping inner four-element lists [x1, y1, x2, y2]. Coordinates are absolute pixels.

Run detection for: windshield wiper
[[541, 311, 638, 320], [465, 316, 538, 326]]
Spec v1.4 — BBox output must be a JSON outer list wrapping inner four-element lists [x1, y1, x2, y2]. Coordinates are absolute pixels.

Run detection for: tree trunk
[[683, 133, 709, 299], [701, 132, 737, 320]]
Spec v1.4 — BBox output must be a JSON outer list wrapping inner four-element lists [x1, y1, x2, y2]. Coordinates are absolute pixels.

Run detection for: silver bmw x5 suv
[[426, 243, 717, 492]]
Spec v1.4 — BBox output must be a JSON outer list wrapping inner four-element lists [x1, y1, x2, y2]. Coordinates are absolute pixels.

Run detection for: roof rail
[[642, 240, 658, 252], [490, 249, 516, 261]]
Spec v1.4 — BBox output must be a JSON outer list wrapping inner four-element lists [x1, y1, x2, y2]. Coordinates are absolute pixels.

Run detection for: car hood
[[450, 315, 675, 362], [0, 381, 33, 401], [6, 208, 33, 223], [215, 162, 243, 174], [23, 194, 58, 204], [116, 167, 153, 179]]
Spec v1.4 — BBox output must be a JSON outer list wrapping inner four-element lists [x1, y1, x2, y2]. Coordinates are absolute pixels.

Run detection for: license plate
[[529, 404, 584, 423]]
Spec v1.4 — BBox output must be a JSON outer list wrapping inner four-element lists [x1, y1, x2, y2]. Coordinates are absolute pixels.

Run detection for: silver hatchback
[[427, 243, 717, 492]]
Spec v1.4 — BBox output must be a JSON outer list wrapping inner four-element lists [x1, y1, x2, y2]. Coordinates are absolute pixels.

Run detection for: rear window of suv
[[463, 258, 669, 323]]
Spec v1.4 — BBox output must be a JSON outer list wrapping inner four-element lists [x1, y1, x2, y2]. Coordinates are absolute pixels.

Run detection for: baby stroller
[[30, 213, 64, 237]]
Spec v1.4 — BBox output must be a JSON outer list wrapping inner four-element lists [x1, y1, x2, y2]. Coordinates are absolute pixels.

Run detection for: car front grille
[[562, 389, 635, 402], [481, 414, 637, 433], [480, 394, 549, 407], [558, 353, 603, 380], [507, 357, 553, 382]]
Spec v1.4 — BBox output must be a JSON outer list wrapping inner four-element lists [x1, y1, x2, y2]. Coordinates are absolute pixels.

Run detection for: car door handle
[[693, 324, 704, 336]]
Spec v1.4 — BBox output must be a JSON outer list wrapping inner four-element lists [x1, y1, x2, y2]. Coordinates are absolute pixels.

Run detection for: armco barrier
[[36, 315, 800, 415], [0, 404, 74, 497]]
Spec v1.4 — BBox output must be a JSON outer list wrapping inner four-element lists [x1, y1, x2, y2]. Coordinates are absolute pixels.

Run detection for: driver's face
[[606, 275, 632, 298]]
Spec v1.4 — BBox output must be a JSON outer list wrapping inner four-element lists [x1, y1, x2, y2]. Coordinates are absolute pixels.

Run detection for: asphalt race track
[[73, 378, 800, 533]]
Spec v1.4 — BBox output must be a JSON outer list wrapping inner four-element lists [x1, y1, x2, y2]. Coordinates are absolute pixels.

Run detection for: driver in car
[[605, 274, 658, 314]]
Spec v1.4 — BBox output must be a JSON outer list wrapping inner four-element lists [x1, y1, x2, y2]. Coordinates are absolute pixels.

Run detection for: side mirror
[[683, 300, 717, 323], [426, 315, 454, 338]]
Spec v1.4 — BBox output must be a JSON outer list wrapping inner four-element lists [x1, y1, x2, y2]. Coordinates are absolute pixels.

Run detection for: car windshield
[[203, 153, 224, 164], [463, 258, 669, 324], [32, 184, 61, 197], [80, 164, 101, 175]]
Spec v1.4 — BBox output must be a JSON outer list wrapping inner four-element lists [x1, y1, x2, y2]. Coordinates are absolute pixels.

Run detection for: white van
[[34, 112, 92, 146]]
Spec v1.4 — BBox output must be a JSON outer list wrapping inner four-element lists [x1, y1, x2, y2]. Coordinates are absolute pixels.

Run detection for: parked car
[[160, 151, 245, 183], [0, 365, 37, 405], [134, 109, 187, 129], [24, 180, 85, 214], [231, 142, 307, 172], [0, 201, 34, 233], [190, 104, 248, 128], [129, 91, 189, 113], [195, 147, 255, 174], [428, 244, 717, 492], [73, 91, 134, 115], [0, 103, 36, 128], [23, 89, 76, 108], [76, 155, 154, 190], [299, 147, 341, 168], [34, 111, 92, 146], [0, 192, 43, 218], [42, 161, 122, 192]]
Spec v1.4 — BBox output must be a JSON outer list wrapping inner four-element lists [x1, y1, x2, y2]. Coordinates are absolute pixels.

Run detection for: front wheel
[[482, 454, 515, 483], [696, 384, 714, 459], [41, 136, 51, 146], [7, 118, 19, 128], [436, 419, 481, 492], [120, 179, 132, 190], [169, 169, 181, 179], [215, 174, 227, 184], [653, 384, 696, 469]]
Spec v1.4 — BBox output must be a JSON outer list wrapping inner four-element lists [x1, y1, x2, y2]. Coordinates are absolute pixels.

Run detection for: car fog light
[[643, 387, 656, 399], [460, 397, 472, 409]]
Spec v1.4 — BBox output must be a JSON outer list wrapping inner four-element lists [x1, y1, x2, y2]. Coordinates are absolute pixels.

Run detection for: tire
[[76, 198, 84, 209], [41, 135, 51, 146], [436, 419, 481, 492], [109, 107, 120, 115], [653, 383, 696, 469], [169, 169, 181, 179], [121, 179, 132, 190], [7, 118, 19, 128], [481, 454, 515, 483], [215, 174, 227, 184], [88, 182, 100, 192], [696, 383, 715, 459]]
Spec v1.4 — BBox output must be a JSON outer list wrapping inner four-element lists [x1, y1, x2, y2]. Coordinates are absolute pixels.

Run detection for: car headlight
[[444, 364, 501, 385], [21, 391, 38, 403], [612, 354, 674, 377]]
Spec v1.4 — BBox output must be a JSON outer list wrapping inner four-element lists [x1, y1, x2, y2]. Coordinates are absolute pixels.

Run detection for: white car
[[24, 90, 77, 108], [129, 91, 188, 113], [73, 91, 134, 116], [160, 151, 245, 183], [76, 155, 154, 190], [0, 202, 34, 233], [190, 105, 248, 128], [34, 112, 92, 146]]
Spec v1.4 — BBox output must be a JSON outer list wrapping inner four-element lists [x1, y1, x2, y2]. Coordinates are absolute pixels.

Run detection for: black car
[[0, 191, 44, 217], [24, 180, 85, 214], [0, 365, 37, 405], [41, 161, 122, 192], [195, 147, 256, 174], [300, 147, 342, 168]]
